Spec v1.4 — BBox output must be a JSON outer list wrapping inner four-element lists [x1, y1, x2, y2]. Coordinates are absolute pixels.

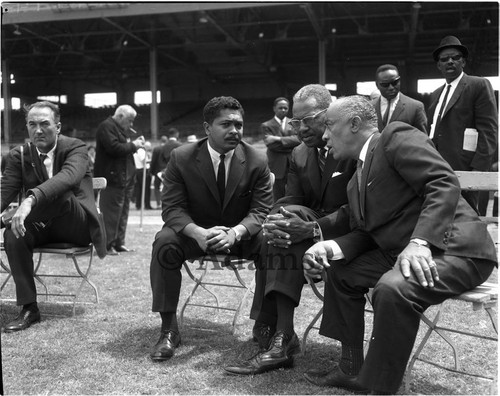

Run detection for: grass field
[[1, 210, 497, 395]]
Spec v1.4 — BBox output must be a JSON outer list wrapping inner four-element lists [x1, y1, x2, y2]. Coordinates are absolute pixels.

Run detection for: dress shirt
[[274, 115, 287, 132], [429, 72, 464, 139], [207, 142, 234, 187], [36, 141, 57, 179], [380, 93, 400, 125]]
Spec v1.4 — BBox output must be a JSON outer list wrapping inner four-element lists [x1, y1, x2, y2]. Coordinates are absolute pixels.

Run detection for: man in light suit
[[427, 35, 498, 212], [261, 97, 301, 201], [149, 96, 273, 361], [372, 64, 427, 133], [225, 84, 355, 375], [1, 101, 106, 332], [302, 96, 496, 394]]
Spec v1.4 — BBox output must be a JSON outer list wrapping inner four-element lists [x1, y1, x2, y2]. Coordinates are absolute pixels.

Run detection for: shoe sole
[[3, 318, 41, 333], [224, 357, 295, 376]]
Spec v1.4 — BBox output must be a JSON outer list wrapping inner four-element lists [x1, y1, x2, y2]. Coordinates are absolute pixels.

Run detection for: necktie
[[435, 84, 451, 129], [217, 154, 226, 203], [382, 99, 392, 128], [39, 153, 50, 179], [318, 148, 327, 176], [356, 159, 363, 192]]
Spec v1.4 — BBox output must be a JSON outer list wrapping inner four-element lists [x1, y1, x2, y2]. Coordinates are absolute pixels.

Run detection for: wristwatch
[[312, 222, 321, 242], [410, 238, 429, 248], [25, 193, 37, 206], [231, 227, 242, 242]]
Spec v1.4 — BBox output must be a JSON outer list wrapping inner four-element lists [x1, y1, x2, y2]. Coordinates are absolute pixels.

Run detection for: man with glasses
[[428, 35, 497, 213], [372, 64, 427, 133], [225, 84, 355, 375]]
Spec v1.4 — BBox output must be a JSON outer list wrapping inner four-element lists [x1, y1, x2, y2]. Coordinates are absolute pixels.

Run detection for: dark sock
[[339, 344, 364, 376], [23, 302, 38, 312], [275, 292, 295, 337], [160, 312, 178, 333]]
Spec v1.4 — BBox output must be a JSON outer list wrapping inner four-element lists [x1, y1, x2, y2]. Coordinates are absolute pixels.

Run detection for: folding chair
[[179, 254, 256, 334], [0, 177, 107, 315]]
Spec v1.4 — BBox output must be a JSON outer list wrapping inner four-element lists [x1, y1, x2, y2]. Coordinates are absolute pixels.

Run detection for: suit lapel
[[359, 133, 381, 216], [391, 97, 404, 122], [196, 142, 221, 205], [224, 144, 245, 209], [306, 147, 322, 200], [320, 148, 336, 194], [442, 75, 466, 120], [28, 142, 47, 183]]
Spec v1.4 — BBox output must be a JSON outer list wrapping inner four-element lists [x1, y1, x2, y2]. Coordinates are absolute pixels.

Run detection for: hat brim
[[433, 44, 469, 61]]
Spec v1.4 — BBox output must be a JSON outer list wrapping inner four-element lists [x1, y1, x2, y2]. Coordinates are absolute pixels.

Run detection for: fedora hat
[[433, 36, 469, 61]]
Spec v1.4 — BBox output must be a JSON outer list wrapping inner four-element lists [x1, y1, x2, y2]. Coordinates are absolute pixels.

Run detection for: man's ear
[[56, 122, 62, 134], [203, 121, 211, 135], [351, 116, 362, 133]]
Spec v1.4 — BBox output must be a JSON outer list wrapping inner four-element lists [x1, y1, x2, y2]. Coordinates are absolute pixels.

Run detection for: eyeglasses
[[289, 108, 327, 130], [378, 77, 401, 88], [438, 54, 463, 63]]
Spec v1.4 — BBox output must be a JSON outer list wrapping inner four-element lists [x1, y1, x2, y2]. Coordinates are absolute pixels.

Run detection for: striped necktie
[[39, 153, 50, 179], [318, 148, 327, 175], [356, 159, 363, 192]]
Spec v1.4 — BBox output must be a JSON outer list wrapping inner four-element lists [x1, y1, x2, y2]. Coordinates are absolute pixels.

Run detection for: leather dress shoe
[[303, 366, 368, 393], [224, 330, 300, 375], [252, 322, 276, 351], [107, 247, 119, 256], [115, 245, 134, 252], [150, 330, 181, 361], [4, 309, 41, 333]]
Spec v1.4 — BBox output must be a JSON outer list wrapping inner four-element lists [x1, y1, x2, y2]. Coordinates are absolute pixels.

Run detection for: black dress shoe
[[224, 330, 300, 375], [252, 321, 276, 351], [107, 247, 119, 256], [115, 245, 134, 252], [4, 309, 41, 333], [303, 366, 368, 393], [150, 330, 181, 361]]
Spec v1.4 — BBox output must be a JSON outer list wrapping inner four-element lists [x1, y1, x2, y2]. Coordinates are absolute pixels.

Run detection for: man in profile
[[1, 101, 106, 332]]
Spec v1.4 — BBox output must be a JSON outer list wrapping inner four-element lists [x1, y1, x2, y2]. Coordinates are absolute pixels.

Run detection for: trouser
[[100, 177, 135, 249], [319, 248, 495, 394], [150, 225, 262, 313], [272, 177, 286, 202], [3, 193, 91, 306], [249, 205, 326, 324], [134, 169, 152, 209]]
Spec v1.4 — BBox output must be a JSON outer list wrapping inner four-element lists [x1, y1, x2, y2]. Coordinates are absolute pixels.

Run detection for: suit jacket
[[150, 145, 164, 176], [1, 135, 106, 258], [94, 116, 137, 188], [334, 122, 497, 264], [261, 117, 301, 179], [275, 143, 356, 239], [162, 137, 273, 236], [427, 73, 498, 172], [372, 93, 428, 134], [160, 139, 182, 172]]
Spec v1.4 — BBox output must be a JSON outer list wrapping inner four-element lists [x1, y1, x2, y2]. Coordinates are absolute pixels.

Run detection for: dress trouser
[[319, 248, 495, 394], [3, 193, 91, 306], [150, 226, 262, 313], [100, 177, 135, 249], [249, 205, 324, 325]]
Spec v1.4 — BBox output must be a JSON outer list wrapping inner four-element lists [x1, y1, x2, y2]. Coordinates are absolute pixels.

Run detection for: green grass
[[1, 213, 498, 395]]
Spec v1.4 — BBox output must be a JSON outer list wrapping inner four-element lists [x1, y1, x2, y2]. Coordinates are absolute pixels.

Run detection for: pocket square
[[331, 172, 343, 178]]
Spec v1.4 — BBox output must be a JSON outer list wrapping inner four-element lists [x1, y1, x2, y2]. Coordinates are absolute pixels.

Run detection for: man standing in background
[[150, 135, 168, 209], [427, 35, 497, 212], [94, 104, 144, 255], [261, 97, 301, 201]]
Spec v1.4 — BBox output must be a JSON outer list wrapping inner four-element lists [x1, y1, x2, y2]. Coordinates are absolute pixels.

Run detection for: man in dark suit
[[302, 96, 496, 394], [94, 105, 145, 255], [427, 35, 498, 212], [372, 64, 427, 133], [261, 97, 301, 201], [1, 101, 106, 332], [224, 84, 355, 375], [149, 135, 167, 209], [160, 128, 182, 174], [149, 96, 273, 361]]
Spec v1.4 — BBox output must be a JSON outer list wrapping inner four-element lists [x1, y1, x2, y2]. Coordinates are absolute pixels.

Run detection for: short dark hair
[[167, 128, 179, 138], [375, 64, 399, 80], [23, 101, 61, 123], [273, 97, 289, 107], [203, 96, 244, 124]]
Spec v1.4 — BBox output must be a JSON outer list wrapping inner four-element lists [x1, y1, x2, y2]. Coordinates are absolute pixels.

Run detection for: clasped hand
[[262, 206, 312, 248], [195, 226, 236, 253], [396, 243, 439, 288]]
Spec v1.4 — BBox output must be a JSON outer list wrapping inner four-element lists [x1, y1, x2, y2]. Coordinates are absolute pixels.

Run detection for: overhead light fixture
[[13, 24, 21, 36], [199, 16, 208, 24], [258, 32, 264, 38], [331, 27, 337, 34]]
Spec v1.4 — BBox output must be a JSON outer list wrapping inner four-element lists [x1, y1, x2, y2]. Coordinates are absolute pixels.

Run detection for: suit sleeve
[[0, 147, 24, 212], [275, 149, 305, 206], [96, 122, 137, 158], [471, 79, 498, 171], [261, 122, 301, 153], [414, 101, 429, 134]]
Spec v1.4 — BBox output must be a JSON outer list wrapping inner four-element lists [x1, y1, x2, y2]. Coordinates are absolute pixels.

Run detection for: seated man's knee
[[152, 227, 184, 271], [372, 269, 408, 302]]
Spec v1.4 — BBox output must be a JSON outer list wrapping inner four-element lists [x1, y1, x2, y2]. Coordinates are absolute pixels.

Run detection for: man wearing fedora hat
[[427, 35, 497, 212]]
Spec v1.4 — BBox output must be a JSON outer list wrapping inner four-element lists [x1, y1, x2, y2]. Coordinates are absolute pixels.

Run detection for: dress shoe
[[4, 309, 41, 333], [150, 330, 181, 361], [224, 330, 300, 375], [303, 366, 368, 393], [252, 321, 276, 351], [107, 247, 119, 256], [115, 245, 134, 252]]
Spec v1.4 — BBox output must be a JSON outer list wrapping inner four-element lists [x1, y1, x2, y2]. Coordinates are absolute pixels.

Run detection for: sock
[[160, 312, 178, 333], [23, 302, 38, 312], [339, 344, 364, 376], [275, 292, 295, 337]]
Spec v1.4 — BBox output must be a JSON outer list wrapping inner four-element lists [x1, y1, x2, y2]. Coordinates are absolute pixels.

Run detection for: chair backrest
[[92, 177, 107, 213], [455, 171, 498, 224]]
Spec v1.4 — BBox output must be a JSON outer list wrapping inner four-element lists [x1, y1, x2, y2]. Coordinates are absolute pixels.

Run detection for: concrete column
[[2, 60, 12, 146], [149, 47, 159, 142], [318, 40, 326, 85]]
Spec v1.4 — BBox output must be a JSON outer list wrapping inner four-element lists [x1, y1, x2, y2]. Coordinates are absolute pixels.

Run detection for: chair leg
[[0, 258, 12, 292], [34, 253, 49, 301], [231, 266, 255, 334], [179, 260, 211, 328], [70, 246, 98, 315], [302, 307, 323, 356]]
